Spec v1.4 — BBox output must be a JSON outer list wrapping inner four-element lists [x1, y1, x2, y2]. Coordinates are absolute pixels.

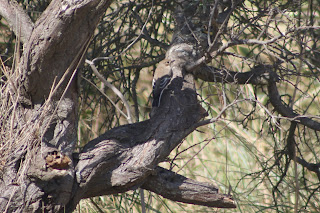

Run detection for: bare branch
[[142, 167, 236, 208], [192, 64, 279, 85], [85, 59, 134, 123], [296, 157, 320, 181], [131, 8, 169, 49], [268, 81, 320, 131], [286, 122, 320, 180], [0, 0, 34, 44], [187, 26, 320, 72], [212, 26, 320, 58], [81, 76, 130, 120], [92, 1, 155, 63]]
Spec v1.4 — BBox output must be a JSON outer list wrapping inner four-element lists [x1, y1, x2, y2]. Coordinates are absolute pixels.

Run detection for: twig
[[187, 26, 320, 72], [81, 76, 129, 121], [193, 99, 246, 128], [85, 60, 133, 124], [92, 1, 154, 63], [176, 140, 211, 173]]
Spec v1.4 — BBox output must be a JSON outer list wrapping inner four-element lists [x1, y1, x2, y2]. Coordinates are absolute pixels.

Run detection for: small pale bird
[[152, 59, 173, 107]]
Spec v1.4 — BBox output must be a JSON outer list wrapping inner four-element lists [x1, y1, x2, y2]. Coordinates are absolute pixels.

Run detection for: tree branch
[[142, 167, 236, 208], [268, 81, 320, 131], [193, 64, 279, 85], [72, 59, 206, 199], [286, 122, 320, 180], [20, 0, 113, 104], [0, 1, 114, 212], [65, 44, 232, 210], [296, 157, 320, 181], [0, 0, 34, 44]]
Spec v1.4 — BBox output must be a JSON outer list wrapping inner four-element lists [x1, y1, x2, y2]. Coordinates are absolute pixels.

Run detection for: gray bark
[[0, 0, 113, 212], [0, 0, 299, 212], [0, 0, 34, 44]]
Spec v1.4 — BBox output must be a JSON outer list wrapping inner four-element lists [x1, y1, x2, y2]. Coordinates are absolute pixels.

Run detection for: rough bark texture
[[0, 0, 236, 211], [2, 0, 308, 212], [142, 167, 236, 208], [0, 0, 34, 44], [0, 0, 113, 212]]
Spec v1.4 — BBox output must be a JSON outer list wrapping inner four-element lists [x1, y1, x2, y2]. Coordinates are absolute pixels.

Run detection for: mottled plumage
[[152, 59, 172, 107]]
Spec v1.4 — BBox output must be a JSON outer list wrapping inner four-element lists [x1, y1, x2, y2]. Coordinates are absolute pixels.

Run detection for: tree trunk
[[2, 0, 290, 212], [1, 0, 113, 212]]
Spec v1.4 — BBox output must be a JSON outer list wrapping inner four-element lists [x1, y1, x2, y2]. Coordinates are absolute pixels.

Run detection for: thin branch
[[285, 122, 299, 213], [207, 0, 218, 46], [176, 140, 211, 173], [191, 64, 279, 85], [187, 26, 320, 72], [92, 1, 155, 63], [268, 81, 320, 131], [81, 76, 129, 120], [193, 99, 246, 128], [85, 59, 133, 123], [131, 8, 169, 49], [207, 2, 235, 54], [211, 26, 320, 58]]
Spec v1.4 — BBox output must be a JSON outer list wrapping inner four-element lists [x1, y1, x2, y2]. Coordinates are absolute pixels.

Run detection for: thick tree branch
[[0, 0, 34, 44], [69, 52, 209, 209], [296, 158, 320, 181], [65, 0, 239, 209], [62, 39, 238, 210], [2, 1, 239, 212], [142, 167, 236, 208], [20, 0, 113, 104], [193, 62, 320, 131]]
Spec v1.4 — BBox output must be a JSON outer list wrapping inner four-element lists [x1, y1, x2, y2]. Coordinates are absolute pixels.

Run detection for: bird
[[152, 59, 173, 107]]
